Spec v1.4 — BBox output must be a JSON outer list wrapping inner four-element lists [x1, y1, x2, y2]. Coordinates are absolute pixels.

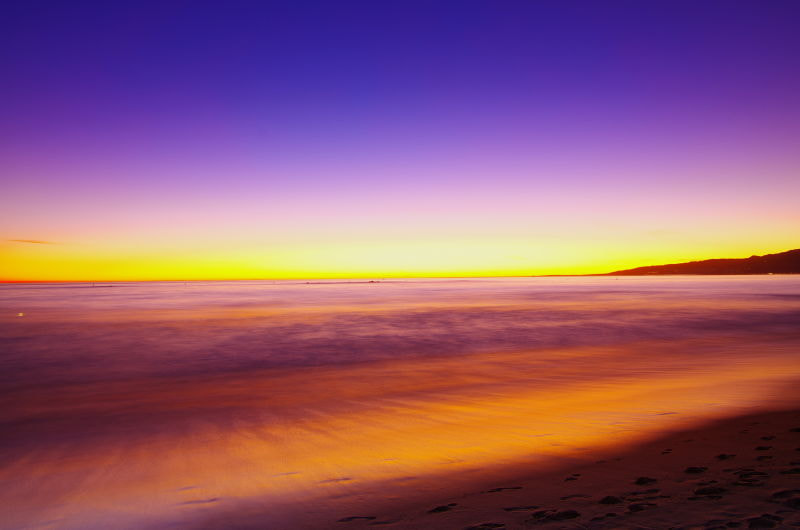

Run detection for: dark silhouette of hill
[[607, 248, 800, 275]]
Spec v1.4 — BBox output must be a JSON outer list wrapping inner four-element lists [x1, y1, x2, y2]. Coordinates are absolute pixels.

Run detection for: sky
[[1, 1, 799, 281]]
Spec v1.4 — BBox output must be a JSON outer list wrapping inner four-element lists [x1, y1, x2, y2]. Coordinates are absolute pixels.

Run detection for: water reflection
[[0, 277, 799, 528]]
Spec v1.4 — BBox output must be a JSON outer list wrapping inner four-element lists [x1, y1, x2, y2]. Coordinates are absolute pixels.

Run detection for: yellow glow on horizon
[[1, 236, 795, 282]]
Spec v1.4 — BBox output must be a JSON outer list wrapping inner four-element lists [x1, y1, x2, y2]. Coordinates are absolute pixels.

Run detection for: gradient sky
[[1, 1, 799, 280]]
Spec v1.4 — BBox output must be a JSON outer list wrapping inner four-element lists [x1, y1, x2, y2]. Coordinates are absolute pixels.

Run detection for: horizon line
[[0, 274, 594, 284], [2, 248, 795, 284]]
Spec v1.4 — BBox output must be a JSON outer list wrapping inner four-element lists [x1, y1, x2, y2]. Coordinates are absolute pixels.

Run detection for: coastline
[[3, 277, 799, 529], [326, 408, 800, 529]]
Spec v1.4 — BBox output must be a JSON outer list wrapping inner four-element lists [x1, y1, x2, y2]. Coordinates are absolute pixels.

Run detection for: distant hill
[[607, 249, 800, 275]]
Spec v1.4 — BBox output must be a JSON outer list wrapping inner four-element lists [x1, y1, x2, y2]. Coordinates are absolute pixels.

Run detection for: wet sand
[[329, 408, 800, 529]]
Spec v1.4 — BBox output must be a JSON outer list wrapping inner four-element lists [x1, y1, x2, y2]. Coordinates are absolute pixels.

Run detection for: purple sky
[[2, 1, 799, 279]]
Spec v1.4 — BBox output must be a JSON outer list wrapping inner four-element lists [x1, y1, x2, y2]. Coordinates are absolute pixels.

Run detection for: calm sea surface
[[1, 276, 799, 528]]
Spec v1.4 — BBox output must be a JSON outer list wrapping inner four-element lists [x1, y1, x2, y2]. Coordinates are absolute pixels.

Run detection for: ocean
[[1, 276, 799, 528]]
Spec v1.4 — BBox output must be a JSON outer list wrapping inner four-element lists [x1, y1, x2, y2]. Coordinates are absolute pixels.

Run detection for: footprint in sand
[[529, 510, 581, 523], [731, 469, 768, 486], [627, 502, 657, 512], [428, 503, 457, 513], [598, 496, 623, 504], [560, 494, 590, 500], [690, 486, 727, 500], [743, 476, 768, 485], [745, 514, 783, 528], [684, 466, 708, 473], [590, 512, 618, 521], [770, 489, 800, 499], [770, 490, 800, 510], [736, 470, 768, 478], [629, 488, 659, 495], [784, 498, 800, 509], [337, 516, 376, 523]]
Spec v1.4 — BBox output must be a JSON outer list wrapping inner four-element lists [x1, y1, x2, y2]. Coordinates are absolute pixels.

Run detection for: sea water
[[1, 276, 799, 528]]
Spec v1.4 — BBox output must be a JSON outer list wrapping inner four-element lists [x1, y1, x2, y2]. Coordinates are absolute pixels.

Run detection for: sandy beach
[[332, 408, 800, 529]]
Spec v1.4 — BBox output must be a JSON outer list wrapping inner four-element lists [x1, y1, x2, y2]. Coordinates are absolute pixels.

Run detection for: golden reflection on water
[[3, 339, 800, 529]]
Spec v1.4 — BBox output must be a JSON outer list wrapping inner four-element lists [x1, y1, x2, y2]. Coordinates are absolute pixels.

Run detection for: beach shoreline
[[322, 407, 800, 529], [3, 277, 799, 529]]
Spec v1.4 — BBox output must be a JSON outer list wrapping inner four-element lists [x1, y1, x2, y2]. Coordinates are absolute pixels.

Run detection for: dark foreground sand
[[333, 409, 800, 529]]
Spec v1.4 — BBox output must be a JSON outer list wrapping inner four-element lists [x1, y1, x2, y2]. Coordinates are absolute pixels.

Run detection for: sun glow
[[2, 234, 795, 282]]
